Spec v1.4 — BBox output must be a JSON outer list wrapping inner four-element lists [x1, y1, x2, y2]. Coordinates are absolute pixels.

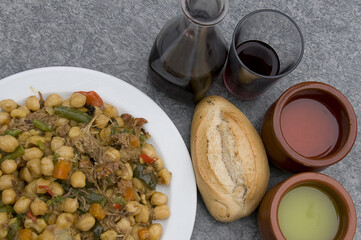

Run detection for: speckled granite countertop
[[0, 0, 360, 239]]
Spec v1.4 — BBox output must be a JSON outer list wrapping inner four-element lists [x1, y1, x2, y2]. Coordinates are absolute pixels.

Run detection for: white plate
[[0, 66, 197, 240]]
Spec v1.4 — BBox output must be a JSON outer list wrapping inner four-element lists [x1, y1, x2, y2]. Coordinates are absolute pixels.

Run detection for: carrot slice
[[53, 160, 72, 180]]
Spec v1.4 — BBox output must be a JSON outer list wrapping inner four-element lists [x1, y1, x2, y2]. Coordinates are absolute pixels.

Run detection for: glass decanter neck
[[181, 0, 229, 26]]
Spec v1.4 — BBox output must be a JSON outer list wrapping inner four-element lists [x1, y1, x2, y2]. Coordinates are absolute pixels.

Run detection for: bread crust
[[191, 95, 269, 222]]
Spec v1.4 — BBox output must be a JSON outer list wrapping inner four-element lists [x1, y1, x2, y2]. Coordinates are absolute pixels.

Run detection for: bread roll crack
[[206, 109, 248, 203]]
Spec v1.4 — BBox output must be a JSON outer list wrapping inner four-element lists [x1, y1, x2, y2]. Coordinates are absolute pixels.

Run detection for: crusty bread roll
[[190, 95, 269, 222]]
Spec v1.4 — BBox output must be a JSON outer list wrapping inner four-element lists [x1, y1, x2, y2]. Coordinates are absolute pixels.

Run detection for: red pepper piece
[[26, 210, 36, 222], [140, 153, 155, 164], [114, 204, 123, 210], [38, 185, 54, 197], [75, 91, 103, 107]]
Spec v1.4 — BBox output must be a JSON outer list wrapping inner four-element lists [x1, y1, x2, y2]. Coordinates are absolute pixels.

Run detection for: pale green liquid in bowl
[[278, 185, 340, 240]]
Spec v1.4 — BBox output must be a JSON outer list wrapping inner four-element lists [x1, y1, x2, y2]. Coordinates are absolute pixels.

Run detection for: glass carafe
[[148, 0, 229, 102]]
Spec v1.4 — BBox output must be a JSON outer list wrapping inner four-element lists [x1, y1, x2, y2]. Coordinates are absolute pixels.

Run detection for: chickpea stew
[[0, 91, 172, 240]]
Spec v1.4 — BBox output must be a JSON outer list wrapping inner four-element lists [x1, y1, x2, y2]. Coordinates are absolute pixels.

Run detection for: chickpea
[[56, 213, 74, 229], [99, 127, 111, 141], [95, 114, 110, 129], [125, 201, 141, 216], [153, 157, 164, 171], [44, 132, 53, 142], [0, 125, 8, 135], [0, 135, 19, 153], [36, 178, 51, 194], [29, 128, 41, 136], [26, 96, 40, 111], [19, 105, 30, 113], [103, 103, 118, 118], [0, 175, 15, 191], [30, 198, 47, 215], [132, 178, 145, 191], [20, 167, 34, 183], [76, 213, 95, 231], [0, 99, 17, 112], [117, 163, 133, 180], [10, 108, 28, 118], [116, 217, 131, 233], [61, 198, 79, 213], [158, 168, 172, 186], [100, 230, 117, 240], [24, 180, 37, 195], [0, 112, 10, 125], [105, 147, 121, 162], [62, 98, 72, 107], [70, 171, 86, 188], [74, 234, 81, 240], [0, 212, 8, 225], [14, 196, 31, 214], [153, 205, 170, 220], [2, 188, 16, 205], [55, 117, 69, 127], [151, 192, 168, 206], [55, 146, 74, 160], [141, 143, 157, 159], [44, 93, 62, 107], [50, 182, 64, 196], [18, 131, 32, 144], [50, 137, 65, 152], [23, 147, 43, 161], [38, 229, 54, 240], [40, 157, 54, 176], [68, 126, 81, 138], [70, 93, 86, 108], [27, 159, 42, 178], [135, 205, 150, 223], [114, 116, 125, 127], [24, 218, 47, 234], [149, 223, 162, 240], [26, 135, 45, 148], [1, 159, 17, 174], [131, 225, 142, 240], [93, 106, 102, 115]]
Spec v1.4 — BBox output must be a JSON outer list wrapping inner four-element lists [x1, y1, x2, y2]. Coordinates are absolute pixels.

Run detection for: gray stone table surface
[[0, 0, 360, 239]]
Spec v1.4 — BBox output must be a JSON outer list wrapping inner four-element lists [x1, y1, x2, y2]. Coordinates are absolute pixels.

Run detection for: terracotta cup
[[261, 81, 357, 172], [258, 172, 357, 240]]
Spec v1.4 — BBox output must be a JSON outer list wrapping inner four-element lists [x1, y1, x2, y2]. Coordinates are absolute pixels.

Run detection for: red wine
[[148, 18, 227, 102], [237, 40, 280, 76], [223, 40, 280, 100]]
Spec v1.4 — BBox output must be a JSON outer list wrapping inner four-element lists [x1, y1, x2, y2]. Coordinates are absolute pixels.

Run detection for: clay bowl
[[258, 172, 357, 240], [261, 81, 357, 172]]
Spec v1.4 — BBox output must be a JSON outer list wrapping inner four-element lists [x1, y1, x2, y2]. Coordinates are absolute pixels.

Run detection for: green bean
[[0, 145, 24, 164], [54, 106, 92, 123], [33, 119, 54, 132], [3, 129, 21, 137]]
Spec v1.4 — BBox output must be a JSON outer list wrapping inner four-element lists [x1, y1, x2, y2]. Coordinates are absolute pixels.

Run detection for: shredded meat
[[70, 134, 109, 164]]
